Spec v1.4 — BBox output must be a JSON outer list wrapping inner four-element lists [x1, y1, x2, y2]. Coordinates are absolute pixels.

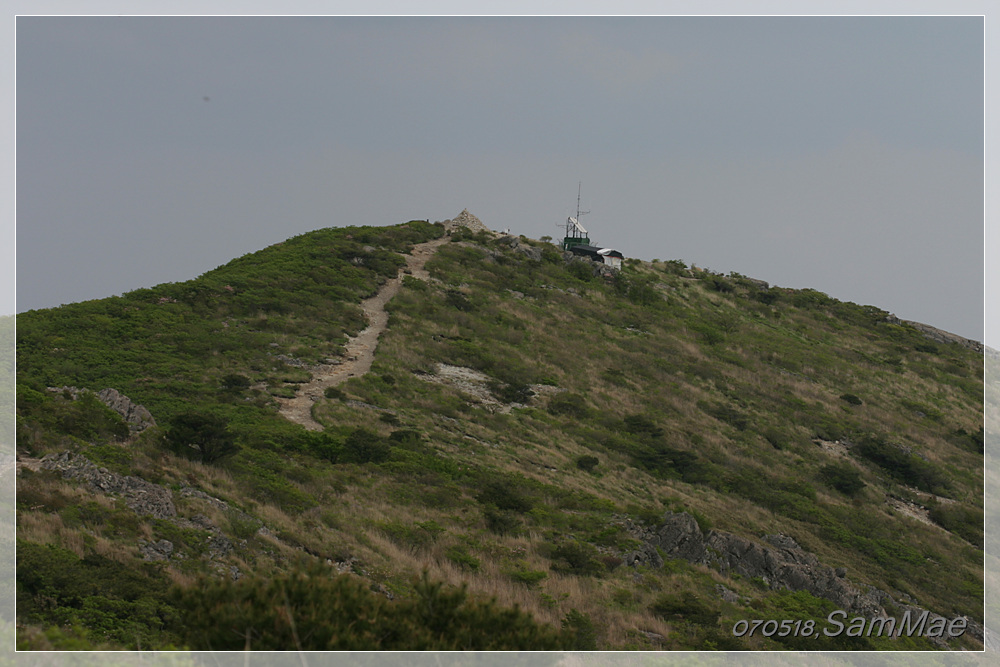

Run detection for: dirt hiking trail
[[277, 236, 448, 431]]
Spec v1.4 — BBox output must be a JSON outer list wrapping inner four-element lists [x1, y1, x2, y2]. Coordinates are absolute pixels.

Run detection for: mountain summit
[[15, 218, 983, 650]]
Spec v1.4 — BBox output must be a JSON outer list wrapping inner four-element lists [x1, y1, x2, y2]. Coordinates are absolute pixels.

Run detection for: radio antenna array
[[560, 182, 592, 249], [575, 181, 589, 223]]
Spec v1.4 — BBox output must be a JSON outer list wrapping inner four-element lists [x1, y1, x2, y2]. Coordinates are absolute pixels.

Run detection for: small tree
[[165, 412, 239, 465], [818, 463, 865, 496], [220, 373, 251, 391], [562, 609, 598, 649], [342, 428, 391, 464]]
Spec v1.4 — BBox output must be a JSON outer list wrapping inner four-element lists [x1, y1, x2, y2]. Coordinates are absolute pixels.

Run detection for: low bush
[[818, 463, 866, 496], [17, 541, 179, 649], [562, 609, 598, 650], [928, 504, 983, 549], [475, 476, 534, 513], [852, 434, 950, 495], [547, 392, 591, 419], [839, 393, 863, 406], [172, 565, 571, 650], [341, 428, 391, 464], [483, 508, 521, 536], [164, 412, 239, 465], [550, 540, 604, 577], [445, 545, 481, 571], [650, 591, 720, 627]]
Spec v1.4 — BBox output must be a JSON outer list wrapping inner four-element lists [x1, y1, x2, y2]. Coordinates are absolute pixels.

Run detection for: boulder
[[46, 386, 156, 432], [139, 539, 174, 561], [96, 388, 156, 432], [442, 209, 494, 236]]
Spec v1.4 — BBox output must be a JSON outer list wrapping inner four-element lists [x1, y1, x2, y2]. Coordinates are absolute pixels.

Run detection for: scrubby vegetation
[[15, 219, 983, 650]]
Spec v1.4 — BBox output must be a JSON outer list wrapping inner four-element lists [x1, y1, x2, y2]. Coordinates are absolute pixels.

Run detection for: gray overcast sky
[[13, 8, 987, 345]]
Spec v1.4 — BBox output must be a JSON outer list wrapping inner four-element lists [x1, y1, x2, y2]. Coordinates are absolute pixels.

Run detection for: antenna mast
[[575, 181, 589, 223], [561, 182, 591, 250]]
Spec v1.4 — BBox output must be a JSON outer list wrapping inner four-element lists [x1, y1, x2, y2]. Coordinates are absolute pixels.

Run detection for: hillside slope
[[14, 216, 983, 651]]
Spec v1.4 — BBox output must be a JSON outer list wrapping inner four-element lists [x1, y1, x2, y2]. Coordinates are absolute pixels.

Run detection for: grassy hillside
[[14, 220, 983, 651]]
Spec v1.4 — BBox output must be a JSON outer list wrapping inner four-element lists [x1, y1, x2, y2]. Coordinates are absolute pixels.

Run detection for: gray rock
[[619, 511, 980, 644], [139, 539, 174, 561], [442, 209, 494, 236], [46, 386, 156, 432], [648, 512, 708, 562], [41, 451, 176, 519], [623, 543, 663, 569], [516, 245, 543, 262], [715, 584, 745, 604], [96, 388, 156, 432]]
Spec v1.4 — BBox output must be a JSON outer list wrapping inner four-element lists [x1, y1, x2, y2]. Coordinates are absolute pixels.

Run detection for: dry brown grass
[[18, 512, 86, 557]]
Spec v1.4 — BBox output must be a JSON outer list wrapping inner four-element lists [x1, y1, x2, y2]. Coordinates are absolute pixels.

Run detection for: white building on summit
[[566, 244, 624, 269]]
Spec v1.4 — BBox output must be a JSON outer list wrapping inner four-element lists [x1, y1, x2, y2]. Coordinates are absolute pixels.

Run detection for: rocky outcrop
[[95, 388, 157, 432], [441, 209, 495, 236], [40, 451, 176, 519], [563, 251, 618, 278], [883, 316, 983, 353], [41, 451, 250, 576], [139, 538, 174, 561], [620, 512, 983, 645], [497, 234, 543, 262], [47, 386, 156, 432]]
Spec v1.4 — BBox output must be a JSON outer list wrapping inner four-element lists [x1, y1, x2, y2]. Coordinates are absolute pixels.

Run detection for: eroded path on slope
[[276, 236, 448, 431]]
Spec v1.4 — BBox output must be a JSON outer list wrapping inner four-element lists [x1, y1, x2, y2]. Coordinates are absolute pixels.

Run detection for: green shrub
[[567, 261, 595, 282], [17, 540, 179, 649], [82, 443, 133, 474], [951, 426, 984, 454], [623, 414, 664, 438], [445, 290, 474, 312], [547, 392, 591, 419], [928, 504, 983, 549], [324, 386, 345, 400], [483, 508, 521, 536], [575, 455, 599, 472], [445, 545, 481, 571], [487, 380, 534, 404], [389, 429, 424, 448], [550, 540, 604, 577], [650, 591, 720, 627], [220, 373, 251, 390], [852, 434, 950, 495], [171, 565, 571, 650], [378, 520, 445, 550], [562, 609, 598, 650], [508, 569, 547, 587], [818, 463, 865, 496], [475, 476, 533, 513], [762, 426, 788, 450], [225, 509, 262, 540], [164, 412, 239, 464], [704, 275, 733, 293], [30, 391, 131, 442], [342, 428, 391, 464], [839, 393, 863, 406]]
